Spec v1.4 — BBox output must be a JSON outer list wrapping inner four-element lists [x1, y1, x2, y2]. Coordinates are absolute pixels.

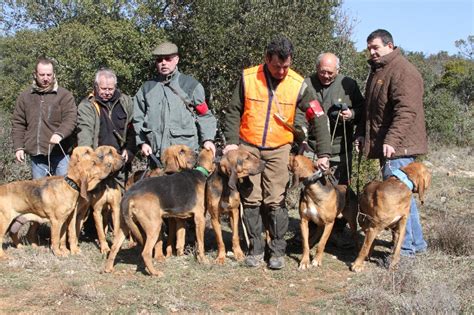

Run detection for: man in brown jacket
[[355, 29, 428, 257], [12, 57, 77, 179]]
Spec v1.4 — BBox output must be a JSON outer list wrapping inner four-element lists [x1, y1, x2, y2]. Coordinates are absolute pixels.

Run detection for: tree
[[0, 2, 165, 111], [167, 1, 361, 114]]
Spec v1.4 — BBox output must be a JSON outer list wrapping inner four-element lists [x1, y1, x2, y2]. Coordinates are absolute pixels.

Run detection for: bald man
[[304, 52, 364, 246]]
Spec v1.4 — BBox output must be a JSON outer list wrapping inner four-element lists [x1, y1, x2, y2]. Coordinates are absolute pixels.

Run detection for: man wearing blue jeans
[[12, 57, 77, 179], [355, 29, 428, 256], [381, 158, 427, 255]]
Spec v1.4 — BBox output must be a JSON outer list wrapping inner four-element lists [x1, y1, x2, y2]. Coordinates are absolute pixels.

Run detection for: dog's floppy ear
[[417, 166, 431, 204], [228, 167, 239, 191], [403, 162, 431, 204], [80, 173, 90, 201], [219, 155, 238, 191]]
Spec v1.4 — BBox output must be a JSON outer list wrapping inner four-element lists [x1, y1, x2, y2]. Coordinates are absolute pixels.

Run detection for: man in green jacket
[[77, 68, 135, 164], [306, 52, 364, 185], [305, 53, 364, 246], [133, 41, 216, 166], [223, 37, 331, 269]]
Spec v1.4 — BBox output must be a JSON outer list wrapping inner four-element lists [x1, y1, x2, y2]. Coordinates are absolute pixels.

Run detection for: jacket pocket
[[169, 127, 198, 149]]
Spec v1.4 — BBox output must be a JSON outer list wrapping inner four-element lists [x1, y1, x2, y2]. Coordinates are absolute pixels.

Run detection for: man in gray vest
[[133, 41, 216, 165]]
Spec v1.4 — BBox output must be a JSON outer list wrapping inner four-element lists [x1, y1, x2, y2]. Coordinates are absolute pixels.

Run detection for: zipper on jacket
[[36, 94, 44, 155]]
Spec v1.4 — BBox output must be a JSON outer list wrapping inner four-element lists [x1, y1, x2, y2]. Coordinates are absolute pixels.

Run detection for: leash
[[46, 142, 69, 177], [239, 203, 250, 249], [330, 110, 351, 187]]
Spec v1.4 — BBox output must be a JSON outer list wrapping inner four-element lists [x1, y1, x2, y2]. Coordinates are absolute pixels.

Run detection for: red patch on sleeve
[[195, 102, 208, 115], [306, 100, 324, 121]]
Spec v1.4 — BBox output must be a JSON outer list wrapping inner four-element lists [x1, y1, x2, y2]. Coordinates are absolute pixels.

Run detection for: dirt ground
[[0, 146, 472, 313]]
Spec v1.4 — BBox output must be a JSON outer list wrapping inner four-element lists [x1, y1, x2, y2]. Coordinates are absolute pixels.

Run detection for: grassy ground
[[0, 144, 473, 313]]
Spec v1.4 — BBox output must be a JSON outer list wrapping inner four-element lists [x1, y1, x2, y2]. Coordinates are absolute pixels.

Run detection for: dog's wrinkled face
[[68, 146, 95, 171], [95, 146, 124, 176], [402, 162, 432, 204], [67, 148, 116, 200], [161, 144, 196, 174], [219, 149, 265, 190]]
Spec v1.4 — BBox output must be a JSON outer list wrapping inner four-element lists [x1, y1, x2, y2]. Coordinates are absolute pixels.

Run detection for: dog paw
[[53, 249, 69, 257], [100, 246, 110, 255], [311, 259, 322, 267], [70, 247, 82, 255], [233, 250, 245, 261], [350, 262, 364, 273], [197, 255, 209, 264], [298, 259, 311, 270], [148, 269, 164, 277], [214, 256, 225, 265], [154, 255, 166, 262], [103, 266, 114, 273]]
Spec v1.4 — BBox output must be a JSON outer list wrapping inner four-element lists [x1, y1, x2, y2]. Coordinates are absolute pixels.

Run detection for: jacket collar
[[157, 67, 179, 84], [368, 47, 401, 70]]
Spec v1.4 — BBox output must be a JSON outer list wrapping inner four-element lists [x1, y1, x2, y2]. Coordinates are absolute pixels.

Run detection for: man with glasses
[[305, 53, 364, 247], [133, 41, 217, 166], [306, 53, 363, 186]]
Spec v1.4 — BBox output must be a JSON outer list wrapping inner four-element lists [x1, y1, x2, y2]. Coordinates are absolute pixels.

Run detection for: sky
[[341, 0, 474, 56]]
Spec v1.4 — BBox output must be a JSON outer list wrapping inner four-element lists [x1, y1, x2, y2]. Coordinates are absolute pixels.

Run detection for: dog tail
[[121, 196, 145, 245]]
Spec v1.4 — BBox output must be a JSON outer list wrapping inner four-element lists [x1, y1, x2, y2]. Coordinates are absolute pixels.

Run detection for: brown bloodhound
[[205, 148, 265, 264], [104, 147, 215, 276], [351, 162, 431, 272], [288, 154, 358, 269], [0, 146, 122, 258]]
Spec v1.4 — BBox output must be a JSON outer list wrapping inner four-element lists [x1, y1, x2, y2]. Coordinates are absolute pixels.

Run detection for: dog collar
[[391, 169, 414, 191], [195, 166, 210, 178], [64, 176, 80, 192]]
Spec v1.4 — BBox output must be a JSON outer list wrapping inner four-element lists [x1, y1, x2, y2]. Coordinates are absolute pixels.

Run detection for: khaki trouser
[[239, 143, 290, 208], [240, 143, 290, 257]]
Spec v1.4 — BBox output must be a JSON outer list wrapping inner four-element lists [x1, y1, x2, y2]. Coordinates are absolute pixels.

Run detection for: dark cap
[[152, 42, 178, 56]]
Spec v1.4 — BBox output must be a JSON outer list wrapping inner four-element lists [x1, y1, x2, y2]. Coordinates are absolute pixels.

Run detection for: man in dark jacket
[[12, 57, 77, 179], [223, 37, 331, 269], [77, 68, 135, 165], [306, 52, 364, 186], [133, 41, 216, 166], [306, 52, 364, 246], [355, 29, 428, 257]]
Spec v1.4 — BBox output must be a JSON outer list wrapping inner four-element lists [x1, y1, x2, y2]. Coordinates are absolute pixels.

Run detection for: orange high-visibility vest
[[240, 65, 303, 148]]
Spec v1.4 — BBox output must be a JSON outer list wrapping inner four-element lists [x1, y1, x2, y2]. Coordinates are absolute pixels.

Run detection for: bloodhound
[[288, 154, 358, 269], [205, 148, 265, 264], [104, 147, 214, 276], [351, 162, 431, 272], [0, 146, 122, 257]]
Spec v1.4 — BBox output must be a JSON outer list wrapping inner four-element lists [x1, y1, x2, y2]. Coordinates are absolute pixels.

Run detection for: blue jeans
[[381, 157, 427, 256], [31, 154, 69, 179]]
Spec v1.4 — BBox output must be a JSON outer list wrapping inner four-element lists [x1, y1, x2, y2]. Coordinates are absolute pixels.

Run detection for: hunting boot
[[242, 206, 264, 267]]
